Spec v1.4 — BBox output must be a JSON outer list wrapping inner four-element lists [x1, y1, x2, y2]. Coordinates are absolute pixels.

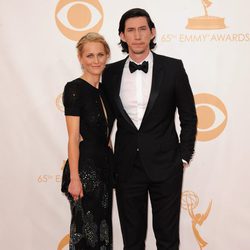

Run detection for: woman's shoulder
[[64, 78, 91, 96], [63, 79, 84, 114], [64, 78, 83, 90], [63, 78, 85, 104]]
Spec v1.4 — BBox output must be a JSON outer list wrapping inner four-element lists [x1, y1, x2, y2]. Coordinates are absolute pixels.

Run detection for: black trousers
[[116, 153, 183, 250]]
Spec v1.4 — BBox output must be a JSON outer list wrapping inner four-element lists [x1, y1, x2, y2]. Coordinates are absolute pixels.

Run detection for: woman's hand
[[68, 178, 84, 201]]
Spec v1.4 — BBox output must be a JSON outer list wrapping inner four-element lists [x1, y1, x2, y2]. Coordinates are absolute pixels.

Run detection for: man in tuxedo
[[102, 8, 197, 250]]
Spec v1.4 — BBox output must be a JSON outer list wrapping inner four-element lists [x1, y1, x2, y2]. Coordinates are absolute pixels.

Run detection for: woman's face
[[79, 41, 108, 77]]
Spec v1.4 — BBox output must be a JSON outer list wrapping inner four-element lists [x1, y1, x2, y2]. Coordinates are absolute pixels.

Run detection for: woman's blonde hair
[[76, 32, 110, 57]]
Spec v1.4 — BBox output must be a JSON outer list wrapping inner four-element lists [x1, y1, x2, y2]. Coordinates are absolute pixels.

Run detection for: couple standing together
[[61, 8, 197, 250]]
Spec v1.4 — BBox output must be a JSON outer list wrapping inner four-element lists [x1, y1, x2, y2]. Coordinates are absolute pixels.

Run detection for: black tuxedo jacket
[[102, 52, 197, 182]]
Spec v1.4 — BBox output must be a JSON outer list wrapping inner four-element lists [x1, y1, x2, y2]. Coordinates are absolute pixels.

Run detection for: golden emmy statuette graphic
[[182, 191, 212, 249], [186, 0, 226, 29]]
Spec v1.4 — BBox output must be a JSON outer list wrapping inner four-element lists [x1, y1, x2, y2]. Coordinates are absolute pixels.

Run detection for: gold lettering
[[161, 34, 173, 42], [163, 33, 250, 43], [56, 175, 62, 182]]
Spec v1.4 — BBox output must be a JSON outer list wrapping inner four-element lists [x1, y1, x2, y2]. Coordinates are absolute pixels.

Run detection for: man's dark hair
[[118, 8, 156, 53]]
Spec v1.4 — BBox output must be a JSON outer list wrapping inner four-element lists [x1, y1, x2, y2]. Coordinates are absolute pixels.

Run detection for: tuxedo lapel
[[141, 53, 164, 126], [112, 59, 138, 130]]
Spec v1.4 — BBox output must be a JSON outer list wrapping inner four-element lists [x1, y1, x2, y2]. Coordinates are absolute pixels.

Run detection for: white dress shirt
[[120, 52, 153, 129]]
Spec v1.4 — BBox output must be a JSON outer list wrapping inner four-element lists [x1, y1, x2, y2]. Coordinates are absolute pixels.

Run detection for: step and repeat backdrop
[[1, 0, 250, 249]]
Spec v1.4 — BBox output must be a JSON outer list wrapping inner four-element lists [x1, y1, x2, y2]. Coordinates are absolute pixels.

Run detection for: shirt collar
[[128, 51, 153, 65]]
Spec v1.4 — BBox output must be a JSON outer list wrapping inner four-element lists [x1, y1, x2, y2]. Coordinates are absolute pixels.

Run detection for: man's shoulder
[[105, 58, 127, 71], [153, 52, 182, 65], [103, 58, 127, 80]]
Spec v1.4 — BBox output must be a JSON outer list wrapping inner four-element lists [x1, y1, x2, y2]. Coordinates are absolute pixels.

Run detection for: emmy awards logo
[[182, 191, 212, 249], [186, 0, 226, 30]]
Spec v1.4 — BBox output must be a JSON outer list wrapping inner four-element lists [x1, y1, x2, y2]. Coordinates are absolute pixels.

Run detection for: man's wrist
[[182, 159, 189, 168]]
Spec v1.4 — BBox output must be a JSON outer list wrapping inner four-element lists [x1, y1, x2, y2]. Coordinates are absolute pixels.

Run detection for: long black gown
[[61, 78, 113, 250]]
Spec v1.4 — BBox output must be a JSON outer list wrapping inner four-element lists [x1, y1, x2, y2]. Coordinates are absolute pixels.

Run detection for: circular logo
[[55, 0, 104, 41], [194, 93, 228, 141], [56, 93, 64, 112], [181, 191, 199, 210], [57, 234, 70, 250]]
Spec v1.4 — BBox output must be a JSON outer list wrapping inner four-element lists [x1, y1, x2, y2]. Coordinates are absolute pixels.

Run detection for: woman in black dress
[[61, 32, 113, 250]]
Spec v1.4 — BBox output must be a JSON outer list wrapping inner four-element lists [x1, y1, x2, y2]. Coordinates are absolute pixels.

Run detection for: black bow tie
[[129, 61, 148, 73]]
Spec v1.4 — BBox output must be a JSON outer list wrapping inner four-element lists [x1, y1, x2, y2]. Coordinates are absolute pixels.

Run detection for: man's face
[[120, 16, 155, 57]]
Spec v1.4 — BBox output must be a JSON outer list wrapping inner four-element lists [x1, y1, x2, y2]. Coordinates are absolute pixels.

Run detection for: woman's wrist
[[70, 175, 80, 181]]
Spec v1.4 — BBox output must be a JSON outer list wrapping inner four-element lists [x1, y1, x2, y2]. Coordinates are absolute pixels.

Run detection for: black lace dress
[[61, 78, 113, 250]]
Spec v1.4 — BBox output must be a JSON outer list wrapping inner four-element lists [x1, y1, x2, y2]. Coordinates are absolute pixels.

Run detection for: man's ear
[[151, 28, 156, 40], [120, 32, 126, 42]]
